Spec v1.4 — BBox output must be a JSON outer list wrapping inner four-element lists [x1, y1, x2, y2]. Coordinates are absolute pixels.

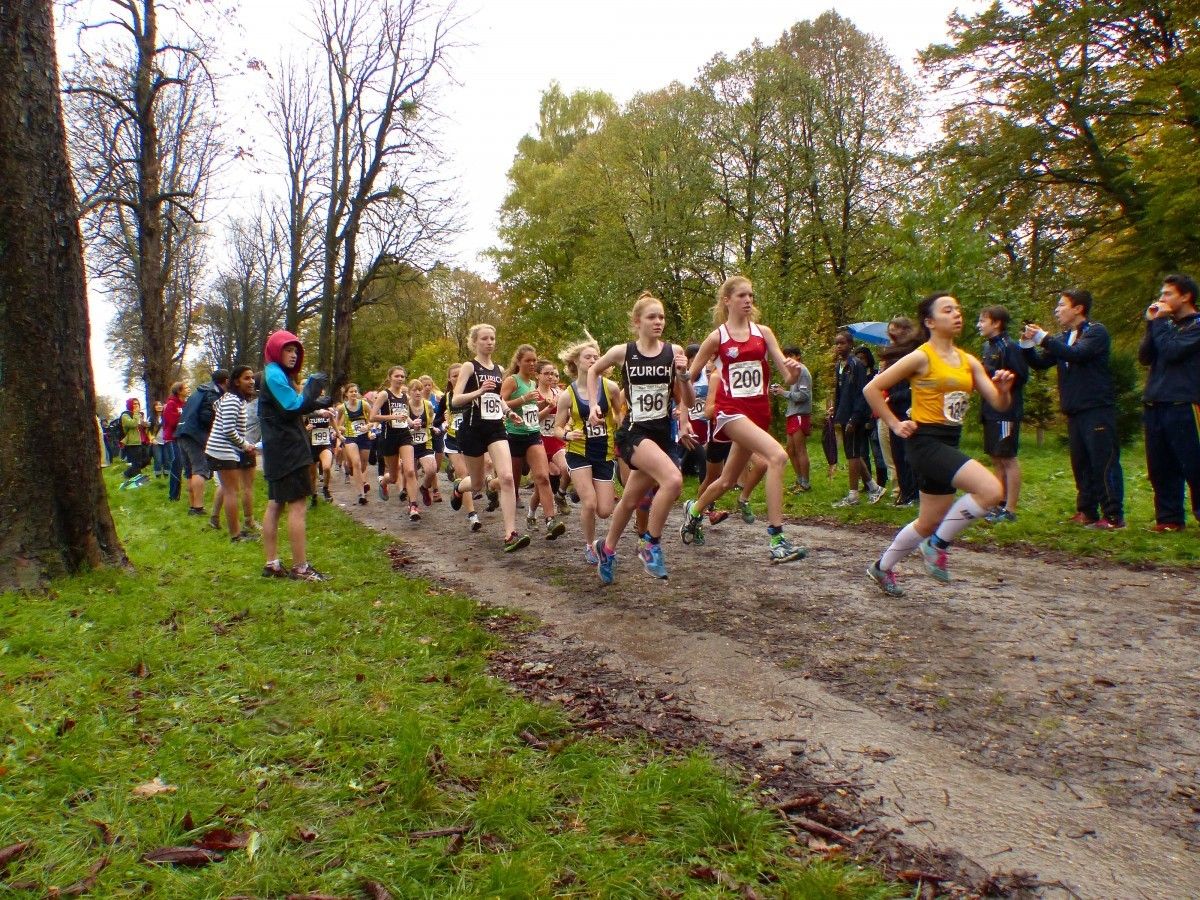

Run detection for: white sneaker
[[832, 494, 860, 508], [867, 484, 886, 504]]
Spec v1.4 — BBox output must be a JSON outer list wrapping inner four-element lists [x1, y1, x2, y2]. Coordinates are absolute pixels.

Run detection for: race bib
[[521, 403, 540, 429], [411, 428, 428, 445], [629, 383, 668, 422], [943, 391, 969, 425], [451, 413, 463, 432], [727, 359, 764, 399], [541, 415, 556, 437], [351, 419, 368, 436], [689, 398, 706, 420], [479, 392, 504, 421], [389, 401, 408, 420], [585, 421, 608, 439], [311, 427, 331, 446]]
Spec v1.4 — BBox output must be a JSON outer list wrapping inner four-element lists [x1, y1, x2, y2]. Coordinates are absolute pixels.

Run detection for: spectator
[[978, 306, 1029, 523], [162, 382, 188, 502], [854, 345, 888, 488], [879, 341, 918, 506], [258, 330, 334, 581], [1022, 290, 1125, 529], [831, 329, 884, 507], [117, 398, 151, 488], [205, 365, 259, 541], [1139, 273, 1200, 532], [149, 400, 167, 478], [175, 370, 229, 516], [772, 345, 812, 492]]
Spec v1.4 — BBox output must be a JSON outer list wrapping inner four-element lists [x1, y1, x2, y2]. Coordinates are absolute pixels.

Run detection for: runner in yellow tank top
[[862, 292, 1015, 596]]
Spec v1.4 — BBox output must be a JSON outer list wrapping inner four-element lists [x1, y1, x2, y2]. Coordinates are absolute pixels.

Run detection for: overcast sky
[[77, 0, 971, 401]]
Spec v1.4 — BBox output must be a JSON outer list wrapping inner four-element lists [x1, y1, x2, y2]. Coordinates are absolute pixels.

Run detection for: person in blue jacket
[[259, 330, 334, 581], [1139, 274, 1200, 532], [1022, 289, 1124, 529], [978, 305, 1029, 523]]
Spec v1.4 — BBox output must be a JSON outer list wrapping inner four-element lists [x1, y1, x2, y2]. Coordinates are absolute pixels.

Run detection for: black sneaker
[[262, 561, 289, 578], [485, 490, 499, 512], [450, 481, 464, 511], [323, 487, 333, 502], [409, 503, 421, 522], [187, 507, 205, 517]]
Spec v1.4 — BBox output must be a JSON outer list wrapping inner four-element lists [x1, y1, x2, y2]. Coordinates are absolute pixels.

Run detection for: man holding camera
[[1140, 274, 1200, 532], [1022, 290, 1125, 529]]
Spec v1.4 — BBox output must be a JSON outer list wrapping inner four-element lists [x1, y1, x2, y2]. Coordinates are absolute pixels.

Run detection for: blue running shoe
[[919, 537, 951, 583], [584, 542, 599, 566], [594, 539, 615, 584], [638, 541, 668, 579]]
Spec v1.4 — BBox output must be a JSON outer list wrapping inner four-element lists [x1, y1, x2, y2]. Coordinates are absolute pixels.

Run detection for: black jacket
[[1023, 320, 1114, 415], [981, 334, 1029, 421], [833, 355, 870, 427], [259, 362, 329, 481], [1139, 313, 1200, 403]]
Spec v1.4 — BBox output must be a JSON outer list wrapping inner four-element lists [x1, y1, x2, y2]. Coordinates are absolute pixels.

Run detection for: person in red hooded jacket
[[259, 330, 334, 581]]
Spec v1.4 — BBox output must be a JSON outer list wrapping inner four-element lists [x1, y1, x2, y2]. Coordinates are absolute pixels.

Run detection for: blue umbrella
[[845, 321, 889, 346]]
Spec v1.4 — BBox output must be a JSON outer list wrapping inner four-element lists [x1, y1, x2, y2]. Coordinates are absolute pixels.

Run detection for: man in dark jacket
[[1023, 289, 1125, 528], [1139, 273, 1200, 532], [978, 305, 1029, 522], [174, 370, 228, 515], [831, 328, 883, 507], [259, 330, 333, 581]]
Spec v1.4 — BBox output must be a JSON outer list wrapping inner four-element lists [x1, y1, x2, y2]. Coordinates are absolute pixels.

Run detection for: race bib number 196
[[629, 383, 668, 422]]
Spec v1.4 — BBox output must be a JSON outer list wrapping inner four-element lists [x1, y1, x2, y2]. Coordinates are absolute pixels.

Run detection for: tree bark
[[0, 0, 127, 589]]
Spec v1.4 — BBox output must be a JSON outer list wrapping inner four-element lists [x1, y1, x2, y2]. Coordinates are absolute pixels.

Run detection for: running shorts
[[566, 451, 615, 482], [377, 430, 412, 457], [506, 430, 542, 457], [614, 425, 673, 471], [457, 422, 507, 458], [705, 439, 732, 465], [983, 420, 1020, 459], [906, 424, 969, 496], [786, 414, 812, 437]]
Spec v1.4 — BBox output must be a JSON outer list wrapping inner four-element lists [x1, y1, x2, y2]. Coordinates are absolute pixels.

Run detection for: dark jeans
[[152, 443, 168, 475], [1067, 406, 1124, 522], [167, 440, 187, 500], [122, 443, 150, 479], [888, 430, 917, 502], [865, 421, 887, 485], [1144, 403, 1200, 526]]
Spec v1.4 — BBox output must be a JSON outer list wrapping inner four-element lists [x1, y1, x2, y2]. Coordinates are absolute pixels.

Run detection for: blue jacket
[[1139, 313, 1200, 403], [174, 380, 222, 441], [1023, 320, 1114, 415], [981, 334, 1029, 422]]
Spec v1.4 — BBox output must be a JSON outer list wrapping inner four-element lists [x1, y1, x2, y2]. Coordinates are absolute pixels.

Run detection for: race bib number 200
[[727, 360, 764, 399]]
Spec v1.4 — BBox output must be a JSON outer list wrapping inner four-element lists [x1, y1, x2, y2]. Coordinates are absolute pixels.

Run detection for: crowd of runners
[[106, 272, 1200, 592]]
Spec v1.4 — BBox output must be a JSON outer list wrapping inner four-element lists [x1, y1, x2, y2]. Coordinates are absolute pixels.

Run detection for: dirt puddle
[[330, 476, 1200, 898]]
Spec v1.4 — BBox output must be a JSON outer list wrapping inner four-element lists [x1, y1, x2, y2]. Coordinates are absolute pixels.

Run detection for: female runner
[[407, 378, 440, 506], [862, 292, 1013, 595], [531, 358, 571, 521], [587, 292, 694, 582], [443, 363, 482, 531], [371, 366, 422, 523], [680, 276, 806, 563], [452, 324, 528, 551], [336, 383, 372, 505], [502, 345, 566, 540]]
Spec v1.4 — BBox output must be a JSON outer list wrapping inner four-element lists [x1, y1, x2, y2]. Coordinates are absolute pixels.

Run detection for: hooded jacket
[[259, 330, 330, 481]]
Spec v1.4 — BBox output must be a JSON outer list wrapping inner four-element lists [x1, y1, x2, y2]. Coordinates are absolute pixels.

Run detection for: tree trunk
[[0, 0, 127, 589]]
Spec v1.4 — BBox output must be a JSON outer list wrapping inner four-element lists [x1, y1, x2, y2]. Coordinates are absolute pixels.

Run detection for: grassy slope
[[0, 471, 898, 899]]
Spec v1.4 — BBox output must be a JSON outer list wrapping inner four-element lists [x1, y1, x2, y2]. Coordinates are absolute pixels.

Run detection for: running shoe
[[431, 490, 443, 503], [187, 507, 205, 516], [399, 489, 408, 502], [209, 514, 221, 529], [323, 487, 333, 502], [832, 494, 860, 508], [706, 508, 730, 526], [737, 499, 755, 524], [866, 561, 904, 597], [231, 530, 259, 543], [378, 481, 389, 501], [638, 541, 668, 579], [679, 499, 705, 546], [584, 542, 599, 566], [545, 518, 566, 540], [357, 496, 368, 506], [1067, 512, 1097, 525], [262, 561, 289, 579], [526, 511, 538, 532], [867, 484, 886, 504], [467, 512, 482, 532], [450, 481, 463, 511], [1087, 518, 1126, 531], [798, 479, 811, 492], [485, 489, 499, 512], [594, 539, 615, 584], [555, 492, 570, 517], [1150, 522, 1184, 533], [134, 473, 151, 486], [569, 490, 580, 504], [503, 531, 530, 553], [290, 563, 330, 582], [420, 485, 432, 506], [918, 537, 950, 583], [995, 509, 1017, 524], [768, 534, 807, 563], [409, 503, 421, 523]]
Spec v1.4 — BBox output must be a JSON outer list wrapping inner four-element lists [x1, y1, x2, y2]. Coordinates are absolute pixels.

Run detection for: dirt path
[[332, 477, 1200, 898]]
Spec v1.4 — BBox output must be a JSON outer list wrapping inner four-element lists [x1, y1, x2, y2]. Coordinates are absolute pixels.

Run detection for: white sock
[[934, 494, 988, 545], [879, 522, 924, 572]]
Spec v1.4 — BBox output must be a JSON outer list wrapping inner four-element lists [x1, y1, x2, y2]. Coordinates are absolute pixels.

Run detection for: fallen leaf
[[297, 827, 318, 843], [245, 831, 260, 861], [444, 833, 464, 856], [56, 717, 77, 737], [87, 820, 115, 846], [0, 840, 33, 871], [179, 811, 195, 831], [131, 777, 176, 799], [142, 847, 223, 867], [195, 829, 250, 851], [131, 661, 150, 678], [362, 880, 393, 900], [48, 856, 109, 896]]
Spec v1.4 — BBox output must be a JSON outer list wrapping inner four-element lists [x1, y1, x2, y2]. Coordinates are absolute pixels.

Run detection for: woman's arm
[[685, 331, 720, 383], [761, 326, 800, 385], [863, 348, 927, 437], [587, 344, 626, 424], [968, 356, 1013, 412], [553, 390, 574, 440]]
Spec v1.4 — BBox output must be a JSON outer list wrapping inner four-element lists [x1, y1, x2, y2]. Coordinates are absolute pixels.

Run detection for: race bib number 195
[[479, 392, 505, 421]]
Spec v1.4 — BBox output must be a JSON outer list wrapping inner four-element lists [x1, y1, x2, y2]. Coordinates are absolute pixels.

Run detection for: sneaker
[[918, 537, 950, 583], [706, 508, 729, 526], [894, 497, 916, 508], [997, 509, 1017, 523], [485, 489, 499, 512], [420, 486, 432, 506], [526, 511, 538, 532], [679, 499, 705, 546], [290, 563, 330, 582], [357, 496, 368, 506], [262, 561, 289, 579], [232, 530, 259, 543], [832, 494, 860, 508], [450, 482, 464, 511], [1067, 512, 1097, 525], [983, 506, 1005, 525], [545, 518, 566, 540], [569, 490, 580, 504], [1150, 522, 1184, 533], [399, 489, 408, 502], [134, 473, 151, 485], [638, 541, 668, 579], [769, 534, 807, 563], [503, 531, 530, 553], [1087, 518, 1126, 531], [867, 484, 886, 505], [737, 499, 755, 524], [797, 479, 811, 492], [409, 503, 421, 523], [187, 507, 205, 516], [467, 512, 482, 532], [584, 542, 599, 566], [431, 490, 443, 503], [378, 481, 389, 501], [209, 514, 221, 529], [323, 487, 333, 502], [555, 492, 570, 517], [866, 562, 904, 597], [594, 540, 615, 584]]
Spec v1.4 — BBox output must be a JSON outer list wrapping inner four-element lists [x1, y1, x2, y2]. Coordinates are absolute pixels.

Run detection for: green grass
[[739, 429, 1199, 567], [0, 470, 900, 898]]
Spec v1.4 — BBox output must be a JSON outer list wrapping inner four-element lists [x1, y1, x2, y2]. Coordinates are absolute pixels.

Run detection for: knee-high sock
[[934, 494, 988, 546], [879, 521, 924, 572]]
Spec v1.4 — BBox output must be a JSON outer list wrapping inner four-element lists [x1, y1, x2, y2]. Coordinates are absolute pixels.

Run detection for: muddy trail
[[330, 476, 1200, 898]]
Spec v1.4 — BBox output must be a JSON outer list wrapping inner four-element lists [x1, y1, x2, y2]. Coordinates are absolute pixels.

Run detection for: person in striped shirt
[[204, 365, 258, 541]]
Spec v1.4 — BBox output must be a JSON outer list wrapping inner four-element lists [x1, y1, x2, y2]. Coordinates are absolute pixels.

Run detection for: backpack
[[106, 416, 124, 447], [179, 382, 221, 437]]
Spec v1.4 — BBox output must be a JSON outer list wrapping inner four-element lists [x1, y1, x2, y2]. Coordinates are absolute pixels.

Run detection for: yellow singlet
[[910, 342, 975, 426]]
